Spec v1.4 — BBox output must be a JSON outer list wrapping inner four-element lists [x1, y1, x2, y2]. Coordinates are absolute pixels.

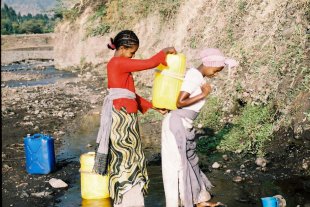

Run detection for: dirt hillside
[[53, 0, 309, 157]]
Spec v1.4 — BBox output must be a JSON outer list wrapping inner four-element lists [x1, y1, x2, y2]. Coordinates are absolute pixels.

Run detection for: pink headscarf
[[200, 48, 239, 69]]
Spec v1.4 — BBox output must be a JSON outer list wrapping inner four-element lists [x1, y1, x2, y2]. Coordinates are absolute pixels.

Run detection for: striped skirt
[[109, 107, 149, 204]]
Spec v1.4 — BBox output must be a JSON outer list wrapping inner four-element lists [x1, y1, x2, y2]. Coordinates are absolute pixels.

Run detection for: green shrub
[[194, 96, 223, 131], [197, 124, 232, 153], [218, 104, 274, 156]]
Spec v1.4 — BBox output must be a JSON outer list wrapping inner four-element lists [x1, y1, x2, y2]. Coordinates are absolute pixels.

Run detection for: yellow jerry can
[[80, 152, 109, 199], [152, 53, 186, 110]]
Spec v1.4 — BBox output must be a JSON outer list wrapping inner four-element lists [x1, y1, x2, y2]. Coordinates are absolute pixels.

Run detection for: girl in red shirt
[[93, 30, 175, 207]]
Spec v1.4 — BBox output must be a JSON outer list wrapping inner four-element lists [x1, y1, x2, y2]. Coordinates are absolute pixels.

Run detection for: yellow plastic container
[[152, 53, 186, 110], [80, 152, 109, 199], [81, 198, 112, 207]]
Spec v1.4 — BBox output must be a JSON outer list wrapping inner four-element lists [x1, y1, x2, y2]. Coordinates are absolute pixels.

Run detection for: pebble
[[222, 155, 229, 161], [31, 191, 53, 197], [49, 178, 68, 188], [233, 176, 243, 183], [225, 169, 231, 174], [212, 162, 221, 169], [302, 160, 309, 170], [20, 191, 29, 198], [16, 183, 28, 188], [3, 164, 12, 170], [255, 157, 267, 167]]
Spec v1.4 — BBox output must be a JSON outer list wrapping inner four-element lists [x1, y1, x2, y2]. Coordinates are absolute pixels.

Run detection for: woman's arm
[[117, 47, 177, 73], [176, 83, 212, 108]]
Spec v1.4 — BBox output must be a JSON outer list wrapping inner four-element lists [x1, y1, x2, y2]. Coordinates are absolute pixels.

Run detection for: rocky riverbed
[[1, 62, 310, 207], [1, 62, 164, 206], [1, 63, 104, 206]]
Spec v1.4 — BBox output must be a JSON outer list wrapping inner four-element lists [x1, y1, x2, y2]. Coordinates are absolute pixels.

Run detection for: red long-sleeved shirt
[[107, 50, 167, 114]]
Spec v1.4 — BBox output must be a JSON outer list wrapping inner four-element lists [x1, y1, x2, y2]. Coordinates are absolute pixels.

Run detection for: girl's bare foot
[[196, 201, 224, 207]]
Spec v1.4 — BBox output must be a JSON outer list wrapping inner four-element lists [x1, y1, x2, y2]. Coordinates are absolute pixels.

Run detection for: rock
[[57, 111, 64, 117], [233, 176, 243, 183], [212, 162, 221, 169], [48, 178, 68, 188], [31, 191, 53, 198], [16, 183, 28, 188], [273, 195, 286, 207], [255, 157, 267, 167], [58, 131, 65, 135], [222, 154, 229, 161], [225, 169, 231, 174], [20, 191, 29, 198], [3, 164, 12, 170], [302, 160, 309, 170], [67, 112, 74, 117]]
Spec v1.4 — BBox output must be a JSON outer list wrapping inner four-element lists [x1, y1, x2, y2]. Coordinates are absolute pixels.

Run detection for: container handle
[[32, 133, 44, 139], [155, 69, 184, 81]]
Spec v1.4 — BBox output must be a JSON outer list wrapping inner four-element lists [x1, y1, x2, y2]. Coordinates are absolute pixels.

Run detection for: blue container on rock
[[24, 133, 56, 174]]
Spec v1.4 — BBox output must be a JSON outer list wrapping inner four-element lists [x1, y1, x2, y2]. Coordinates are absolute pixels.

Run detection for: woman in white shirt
[[161, 48, 238, 207]]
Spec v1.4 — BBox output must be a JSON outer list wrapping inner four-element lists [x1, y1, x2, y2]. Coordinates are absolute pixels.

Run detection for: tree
[[1, 4, 55, 35]]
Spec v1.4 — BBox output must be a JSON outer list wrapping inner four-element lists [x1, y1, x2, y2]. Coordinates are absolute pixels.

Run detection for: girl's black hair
[[107, 30, 139, 50]]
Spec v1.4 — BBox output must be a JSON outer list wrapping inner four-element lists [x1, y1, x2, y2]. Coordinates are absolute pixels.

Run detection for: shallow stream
[[1, 61, 76, 87]]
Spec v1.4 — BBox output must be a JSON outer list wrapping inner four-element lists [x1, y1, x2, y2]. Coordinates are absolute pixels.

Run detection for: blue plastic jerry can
[[24, 133, 56, 174]]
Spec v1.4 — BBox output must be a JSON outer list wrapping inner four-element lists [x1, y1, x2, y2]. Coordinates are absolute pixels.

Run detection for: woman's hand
[[162, 47, 177, 55], [153, 107, 169, 115], [201, 83, 212, 97]]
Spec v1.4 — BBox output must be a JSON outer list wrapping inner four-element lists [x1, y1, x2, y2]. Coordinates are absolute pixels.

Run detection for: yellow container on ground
[[80, 152, 109, 199], [152, 53, 186, 110]]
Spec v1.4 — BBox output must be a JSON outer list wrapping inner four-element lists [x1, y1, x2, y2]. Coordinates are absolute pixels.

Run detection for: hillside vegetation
[[54, 0, 309, 157], [1, 4, 57, 34]]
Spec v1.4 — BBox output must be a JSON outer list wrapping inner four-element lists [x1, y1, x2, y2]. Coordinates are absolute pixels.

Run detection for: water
[[1, 61, 76, 87]]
